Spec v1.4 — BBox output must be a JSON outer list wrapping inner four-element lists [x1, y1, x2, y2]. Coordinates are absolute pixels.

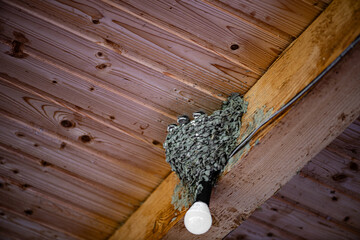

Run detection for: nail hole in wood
[[12, 169, 19, 174], [80, 135, 91, 143], [90, 87, 95, 91], [110, 116, 115, 120], [34, 143, 39, 147], [152, 140, 161, 146], [16, 132, 25, 137], [349, 161, 358, 171], [0, 183, 3, 188], [24, 209, 33, 216], [270, 208, 278, 212], [0, 212, 4, 216], [267, 233, 273, 237], [96, 52, 103, 57], [40, 160, 51, 167], [92, 19, 100, 24], [332, 196, 338, 201], [52, 80, 57, 84], [21, 184, 30, 190], [60, 119, 73, 128], [230, 44, 239, 50], [343, 216, 350, 222], [60, 142, 67, 149]]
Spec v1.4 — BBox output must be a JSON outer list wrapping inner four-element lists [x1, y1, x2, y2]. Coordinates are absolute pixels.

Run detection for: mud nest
[[163, 93, 247, 210]]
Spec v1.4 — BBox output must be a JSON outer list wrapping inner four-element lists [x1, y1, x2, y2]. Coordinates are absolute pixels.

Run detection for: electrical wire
[[228, 35, 360, 159]]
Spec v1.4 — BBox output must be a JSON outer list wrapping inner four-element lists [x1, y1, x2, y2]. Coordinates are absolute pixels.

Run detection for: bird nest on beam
[[163, 93, 248, 210]]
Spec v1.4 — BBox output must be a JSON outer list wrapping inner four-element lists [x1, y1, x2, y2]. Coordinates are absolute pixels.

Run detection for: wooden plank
[[229, 142, 360, 240], [0, 177, 110, 240], [225, 217, 303, 240], [224, 219, 286, 240], [301, 148, 360, 201], [0, 4, 181, 143], [109, 1, 360, 238], [0, 111, 155, 206], [103, 0, 290, 74], [278, 174, 360, 229], [0, 144, 130, 224], [1, 0, 255, 100], [0, 76, 168, 176], [250, 197, 359, 240], [0, 1, 223, 118], [0, 207, 79, 240], [0, 78, 167, 188], [0, 49, 167, 150], [326, 118, 360, 161], [207, 0, 329, 38]]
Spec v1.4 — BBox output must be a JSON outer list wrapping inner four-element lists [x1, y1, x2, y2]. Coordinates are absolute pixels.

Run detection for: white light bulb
[[184, 201, 212, 235]]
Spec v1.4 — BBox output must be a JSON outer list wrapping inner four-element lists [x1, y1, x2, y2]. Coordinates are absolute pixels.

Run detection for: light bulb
[[184, 201, 212, 235]]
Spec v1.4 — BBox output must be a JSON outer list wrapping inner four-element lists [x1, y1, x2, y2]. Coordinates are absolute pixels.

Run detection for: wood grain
[[0, 144, 131, 224], [0, 78, 167, 184], [210, 0, 329, 38], [0, 177, 110, 240], [165, 39, 360, 239], [0, 2, 221, 139], [0, 51, 168, 150], [227, 118, 360, 239], [238, 0, 360, 143], [0, 75, 169, 176], [1, 0, 255, 99], [279, 174, 360, 229], [225, 216, 303, 240], [109, 1, 360, 238], [103, 0, 289, 74], [0, 207, 80, 240], [109, 172, 186, 240], [301, 149, 360, 201], [250, 197, 359, 240], [0, 111, 156, 206], [326, 118, 360, 161], [0, 0, 345, 238]]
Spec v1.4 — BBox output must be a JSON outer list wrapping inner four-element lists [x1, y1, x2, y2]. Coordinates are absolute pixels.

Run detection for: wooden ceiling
[[225, 118, 360, 240], [0, 0, 342, 239]]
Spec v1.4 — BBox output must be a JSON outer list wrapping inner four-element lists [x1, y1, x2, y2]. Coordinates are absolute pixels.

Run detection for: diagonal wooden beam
[[109, 0, 360, 239]]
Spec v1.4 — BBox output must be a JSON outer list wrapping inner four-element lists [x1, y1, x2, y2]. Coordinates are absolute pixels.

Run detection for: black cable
[[228, 35, 360, 159]]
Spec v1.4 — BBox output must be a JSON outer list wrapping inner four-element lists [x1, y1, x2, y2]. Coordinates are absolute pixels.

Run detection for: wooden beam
[[109, 0, 360, 239]]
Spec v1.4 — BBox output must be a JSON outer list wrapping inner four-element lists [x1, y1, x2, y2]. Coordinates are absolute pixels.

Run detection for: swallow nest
[[163, 93, 247, 210]]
